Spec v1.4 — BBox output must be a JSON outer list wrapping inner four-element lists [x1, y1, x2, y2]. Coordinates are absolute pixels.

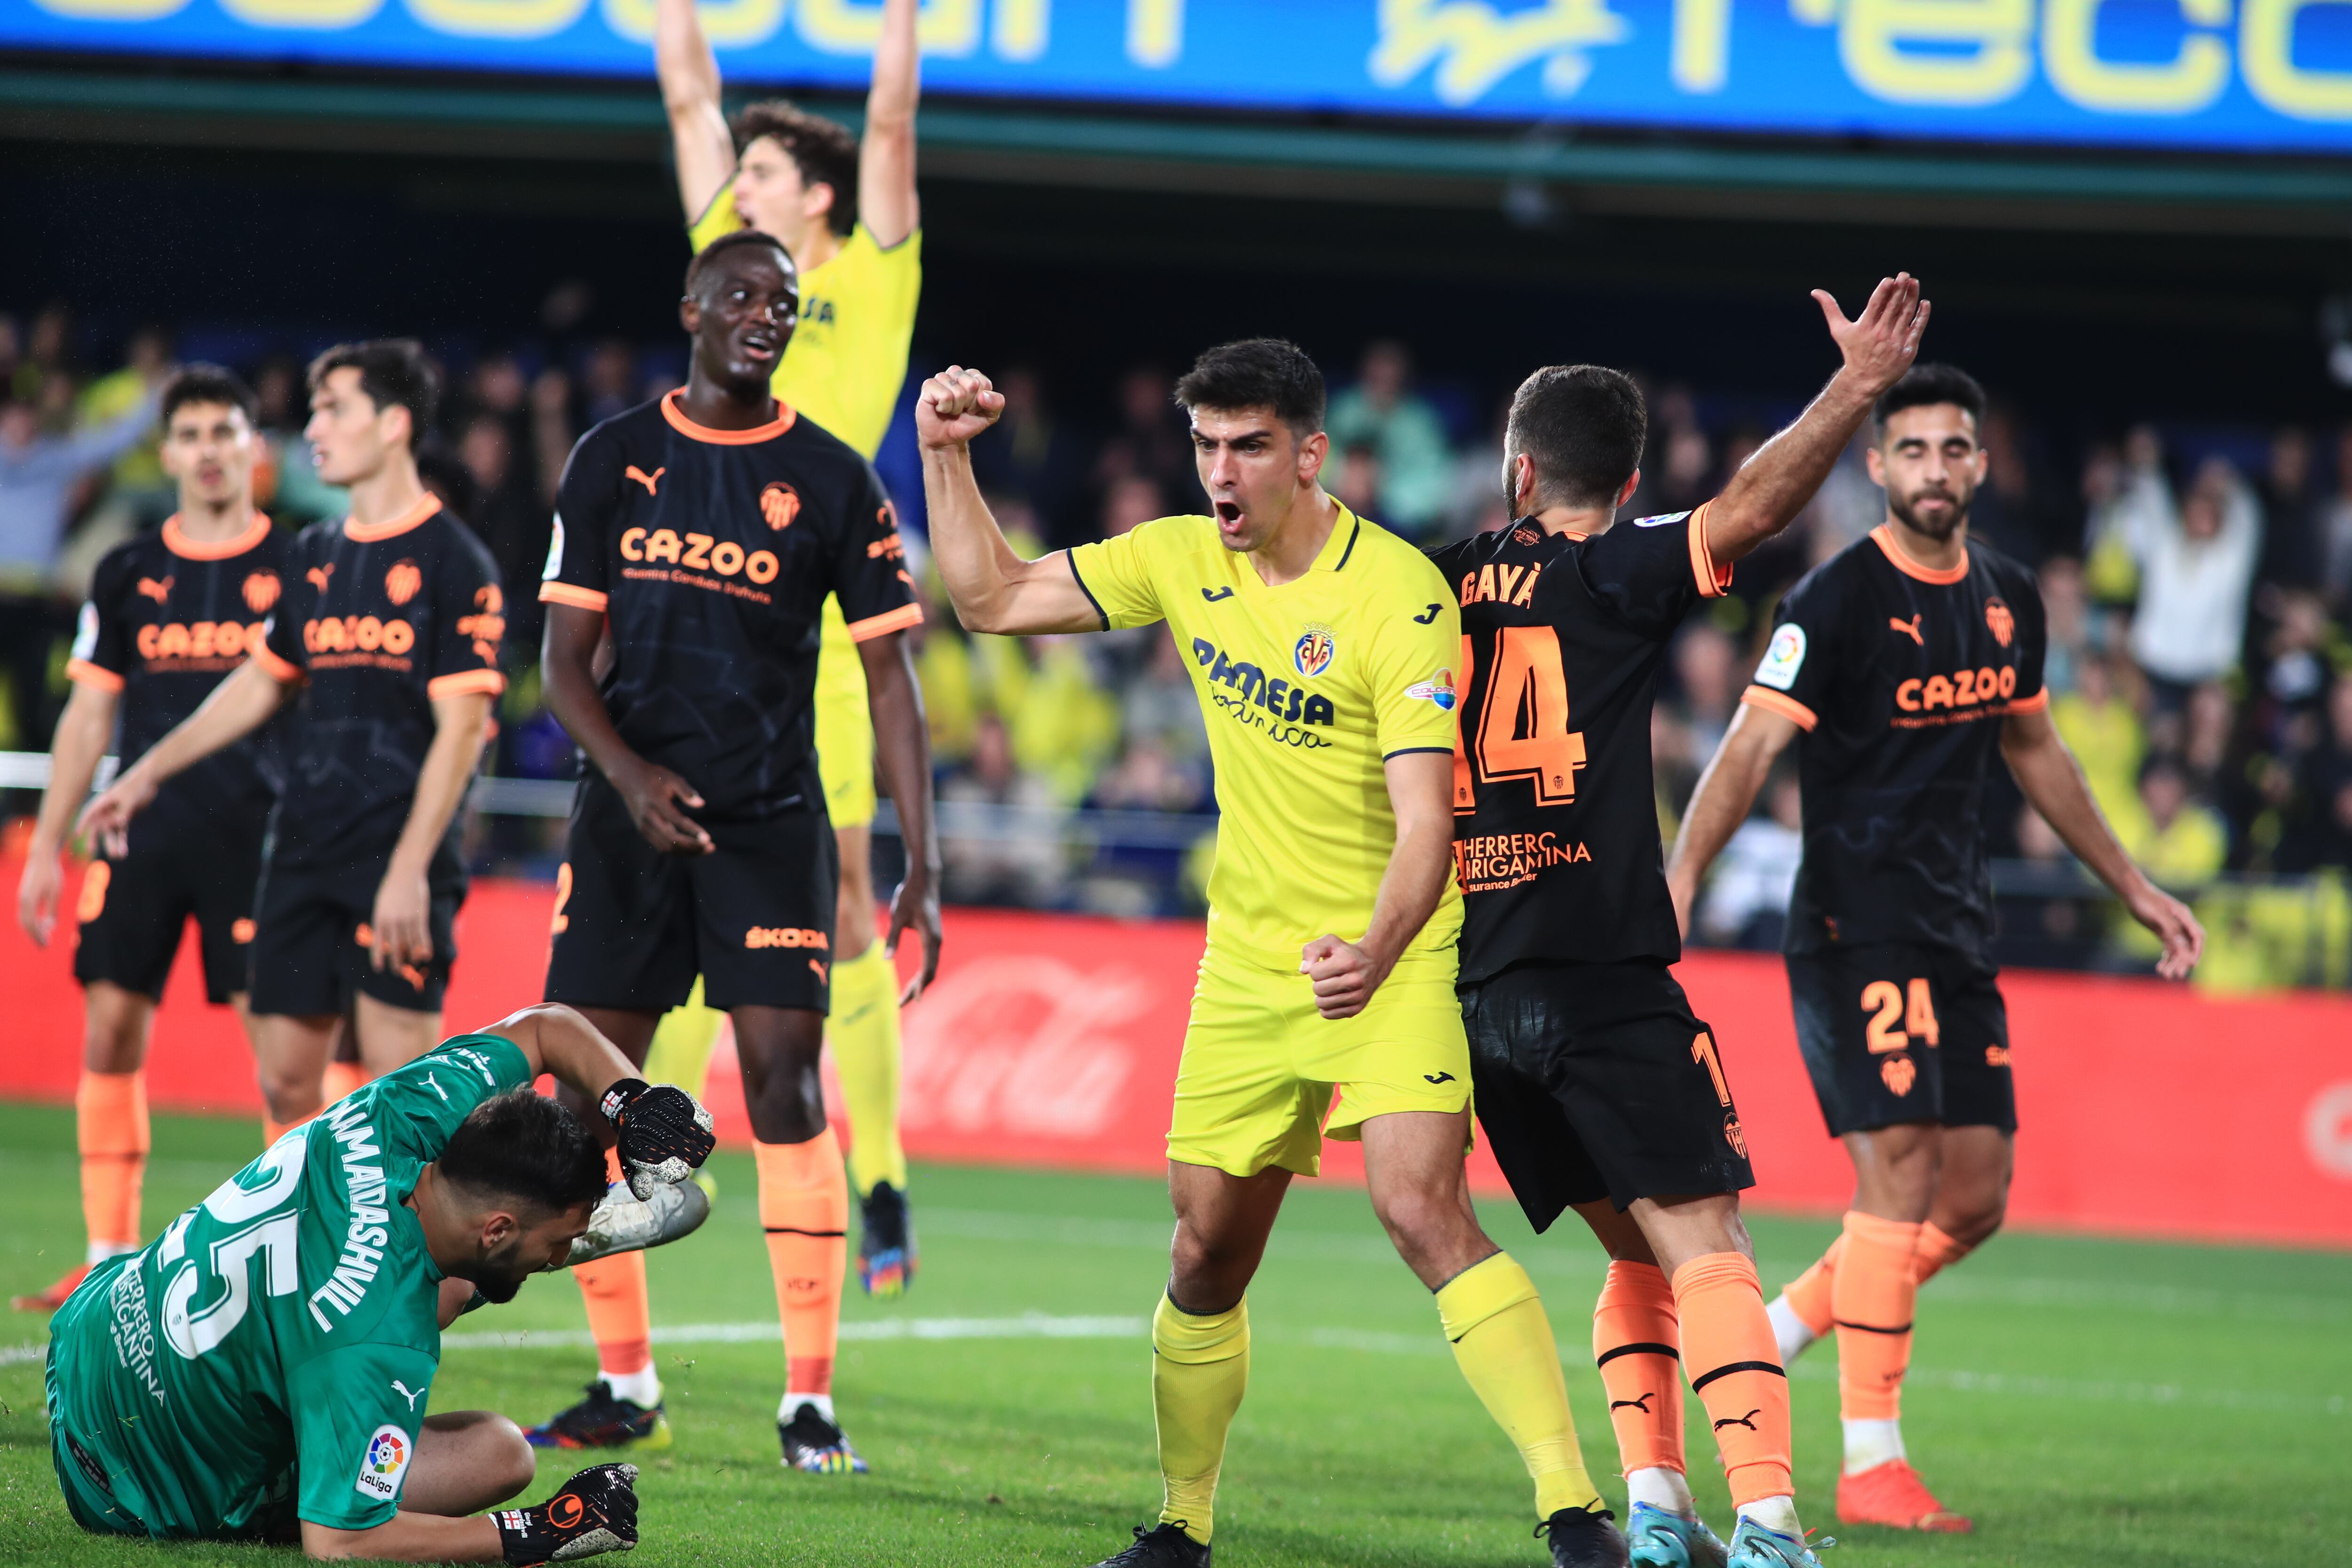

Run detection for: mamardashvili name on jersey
[[67, 514, 292, 827], [1743, 524, 2049, 959], [539, 391, 920, 821], [1069, 501, 1463, 965], [1430, 507, 1730, 985]]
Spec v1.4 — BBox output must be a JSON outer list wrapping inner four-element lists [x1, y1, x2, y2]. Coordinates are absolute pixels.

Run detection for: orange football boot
[[1837, 1459, 1972, 1532], [13, 1262, 93, 1313]]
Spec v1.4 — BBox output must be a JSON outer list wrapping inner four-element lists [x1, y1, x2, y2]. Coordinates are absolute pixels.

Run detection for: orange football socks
[[574, 1149, 658, 1404], [1784, 1218, 1973, 1340], [76, 1070, 148, 1264], [1593, 1261, 1685, 1480], [1831, 1211, 1922, 1423], [320, 1059, 372, 1107], [1672, 1252, 1793, 1509], [757, 1127, 848, 1401]]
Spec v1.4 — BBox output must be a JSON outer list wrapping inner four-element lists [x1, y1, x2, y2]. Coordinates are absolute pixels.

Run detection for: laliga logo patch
[[355, 1425, 411, 1502], [1985, 597, 2015, 648], [1405, 669, 1457, 711], [1754, 624, 1806, 692], [384, 560, 422, 607], [242, 571, 281, 614], [760, 481, 801, 532], [1294, 623, 1336, 678]]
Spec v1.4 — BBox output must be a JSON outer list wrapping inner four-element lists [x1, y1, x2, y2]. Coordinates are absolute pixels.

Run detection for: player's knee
[[1369, 1184, 1468, 1260], [480, 1414, 535, 1503]]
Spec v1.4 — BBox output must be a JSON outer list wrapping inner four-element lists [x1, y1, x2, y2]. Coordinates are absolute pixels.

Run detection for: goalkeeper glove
[[495, 1463, 638, 1563], [598, 1078, 716, 1199]]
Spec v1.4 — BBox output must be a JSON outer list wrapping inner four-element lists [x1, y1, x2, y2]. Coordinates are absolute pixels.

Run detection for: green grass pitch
[[1, 1103, 2345, 1567]]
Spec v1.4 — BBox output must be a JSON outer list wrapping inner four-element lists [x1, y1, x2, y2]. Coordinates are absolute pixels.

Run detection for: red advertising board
[[5, 858, 2349, 1247]]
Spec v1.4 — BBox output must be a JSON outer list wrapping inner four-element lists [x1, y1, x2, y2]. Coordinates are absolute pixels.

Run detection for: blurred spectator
[[2052, 653, 2146, 834], [11, 302, 72, 408], [1099, 474, 1163, 540], [2182, 680, 2236, 803], [1804, 431, 1883, 565], [1327, 341, 1453, 537], [2123, 458, 2261, 704], [583, 339, 638, 428], [1652, 420, 1714, 517], [1094, 364, 1196, 518], [75, 326, 174, 532], [2123, 756, 2228, 886], [1333, 442, 1382, 520], [970, 366, 1086, 544], [1969, 402, 2070, 564], [940, 714, 1065, 906], [2256, 426, 2322, 593], [2289, 672, 2352, 871], [1671, 624, 1739, 763], [1121, 633, 1210, 765], [1008, 637, 1120, 805], [1445, 393, 1510, 536], [458, 414, 550, 660], [1995, 803, 2102, 968], [2038, 555, 2090, 696], [1093, 739, 1207, 814], [530, 368, 576, 509], [2322, 423, 2352, 610], [2082, 427, 2172, 606], [1695, 771, 1804, 949]]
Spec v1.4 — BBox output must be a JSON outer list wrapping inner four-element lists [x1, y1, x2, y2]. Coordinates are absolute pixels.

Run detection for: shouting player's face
[[306, 367, 412, 487], [1868, 402, 1987, 542], [1190, 406, 1330, 554], [159, 401, 256, 512], [682, 246, 800, 398]]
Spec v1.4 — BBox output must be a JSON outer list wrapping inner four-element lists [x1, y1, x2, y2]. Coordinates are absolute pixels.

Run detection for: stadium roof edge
[[7, 66, 2352, 223]]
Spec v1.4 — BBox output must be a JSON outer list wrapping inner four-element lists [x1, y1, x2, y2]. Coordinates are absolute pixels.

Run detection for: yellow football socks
[[1436, 1251, 1603, 1519], [640, 978, 725, 1098], [828, 944, 908, 1198], [1152, 1292, 1250, 1544]]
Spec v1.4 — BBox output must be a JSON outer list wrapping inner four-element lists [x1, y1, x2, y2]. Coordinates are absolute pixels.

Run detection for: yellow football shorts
[[813, 595, 875, 829], [1168, 941, 1471, 1179]]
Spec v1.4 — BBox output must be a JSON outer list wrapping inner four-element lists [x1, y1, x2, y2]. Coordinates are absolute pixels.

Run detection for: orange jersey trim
[[1689, 501, 1732, 598], [253, 641, 304, 684], [539, 582, 610, 612], [162, 512, 272, 561], [345, 493, 443, 543], [2006, 688, 2049, 714], [64, 658, 125, 693], [845, 602, 924, 643], [427, 669, 507, 700], [1870, 524, 1969, 585], [1741, 685, 1818, 732], [660, 388, 797, 445]]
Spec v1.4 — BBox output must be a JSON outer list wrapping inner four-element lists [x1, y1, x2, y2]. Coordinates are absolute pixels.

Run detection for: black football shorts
[[1461, 960, 1755, 1230], [1785, 941, 2016, 1138], [72, 811, 265, 1005], [246, 837, 466, 1018], [543, 772, 836, 1015]]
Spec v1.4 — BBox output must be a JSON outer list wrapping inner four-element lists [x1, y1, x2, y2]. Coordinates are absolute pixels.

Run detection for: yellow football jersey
[[687, 181, 921, 462], [1069, 502, 1464, 964]]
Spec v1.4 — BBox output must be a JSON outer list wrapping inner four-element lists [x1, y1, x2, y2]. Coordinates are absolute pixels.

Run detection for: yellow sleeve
[[1065, 516, 1175, 631], [687, 179, 743, 253], [1364, 555, 1462, 758]]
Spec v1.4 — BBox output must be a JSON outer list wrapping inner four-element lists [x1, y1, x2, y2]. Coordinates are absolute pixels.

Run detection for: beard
[[1888, 483, 1971, 541], [464, 1237, 540, 1304]]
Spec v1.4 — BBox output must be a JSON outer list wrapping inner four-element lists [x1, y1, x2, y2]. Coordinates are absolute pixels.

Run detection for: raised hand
[[1813, 273, 1930, 398], [915, 366, 1005, 450], [599, 1078, 717, 1198]]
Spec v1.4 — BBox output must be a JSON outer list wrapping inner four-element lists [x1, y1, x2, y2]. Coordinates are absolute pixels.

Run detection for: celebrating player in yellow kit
[[528, 0, 925, 1459], [921, 341, 1619, 1568]]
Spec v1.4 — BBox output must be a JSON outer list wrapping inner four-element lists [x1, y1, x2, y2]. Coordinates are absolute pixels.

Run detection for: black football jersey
[[1430, 506, 1732, 985], [1747, 524, 2048, 960], [258, 496, 507, 866], [540, 390, 920, 820], [67, 514, 291, 829]]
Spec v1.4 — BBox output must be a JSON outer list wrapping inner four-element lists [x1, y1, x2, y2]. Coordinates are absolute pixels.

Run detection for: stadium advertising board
[[4, 0, 2352, 153]]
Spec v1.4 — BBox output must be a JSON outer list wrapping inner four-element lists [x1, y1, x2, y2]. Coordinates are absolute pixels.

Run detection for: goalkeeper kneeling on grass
[[43, 1004, 715, 1562]]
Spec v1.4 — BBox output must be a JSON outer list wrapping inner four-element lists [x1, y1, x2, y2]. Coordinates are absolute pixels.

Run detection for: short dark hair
[[307, 340, 439, 444], [734, 101, 859, 238], [436, 1089, 608, 1217], [1505, 364, 1648, 511], [1173, 339, 1326, 439], [160, 364, 258, 429], [1875, 363, 1986, 435], [684, 228, 795, 296]]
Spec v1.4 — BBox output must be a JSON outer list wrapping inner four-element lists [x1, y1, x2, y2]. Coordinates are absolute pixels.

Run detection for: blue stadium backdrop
[[3, 0, 2351, 152]]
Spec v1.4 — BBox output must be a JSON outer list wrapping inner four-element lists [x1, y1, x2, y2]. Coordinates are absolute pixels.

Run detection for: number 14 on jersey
[[1453, 627, 1589, 812]]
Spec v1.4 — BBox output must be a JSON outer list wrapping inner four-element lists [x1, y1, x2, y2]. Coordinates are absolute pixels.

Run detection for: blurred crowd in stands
[[7, 302, 2352, 982]]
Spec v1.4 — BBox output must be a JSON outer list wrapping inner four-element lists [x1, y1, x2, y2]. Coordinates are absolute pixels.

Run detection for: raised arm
[[1703, 274, 1930, 566], [367, 691, 494, 975], [859, 630, 942, 999], [2000, 706, 2202, 979], [1666, 700, 1802, 936], [77, 657, 292, 857], [1302, 751, 1455, 1020], [859, 0, 920, 247], [916, 366, 1107, 635], [17, 680, 116, 945], [656, 0, 738, 225]]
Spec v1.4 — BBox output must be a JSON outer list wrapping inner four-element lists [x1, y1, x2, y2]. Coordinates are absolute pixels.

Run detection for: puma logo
[[625, 465, 665, 496], [136, 576, 173, 603], [1889, 614, 1924, 646], [1610, 1393, 1656, 1413], [1412, 603, 1442, 624], [1713, 1409, 1762, 1433], [809, 958, 828, 984], [308, 564, 334, 593], [392, 1379, 423, 1410]]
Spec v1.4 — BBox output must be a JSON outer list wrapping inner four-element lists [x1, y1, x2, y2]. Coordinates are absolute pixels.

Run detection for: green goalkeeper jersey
[[45, 1034, 533, 1539]]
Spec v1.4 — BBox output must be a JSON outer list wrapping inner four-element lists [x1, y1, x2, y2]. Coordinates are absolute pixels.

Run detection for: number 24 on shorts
[[1453, 628, 1589, 810], [1861, 978, 1940, 1054]]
